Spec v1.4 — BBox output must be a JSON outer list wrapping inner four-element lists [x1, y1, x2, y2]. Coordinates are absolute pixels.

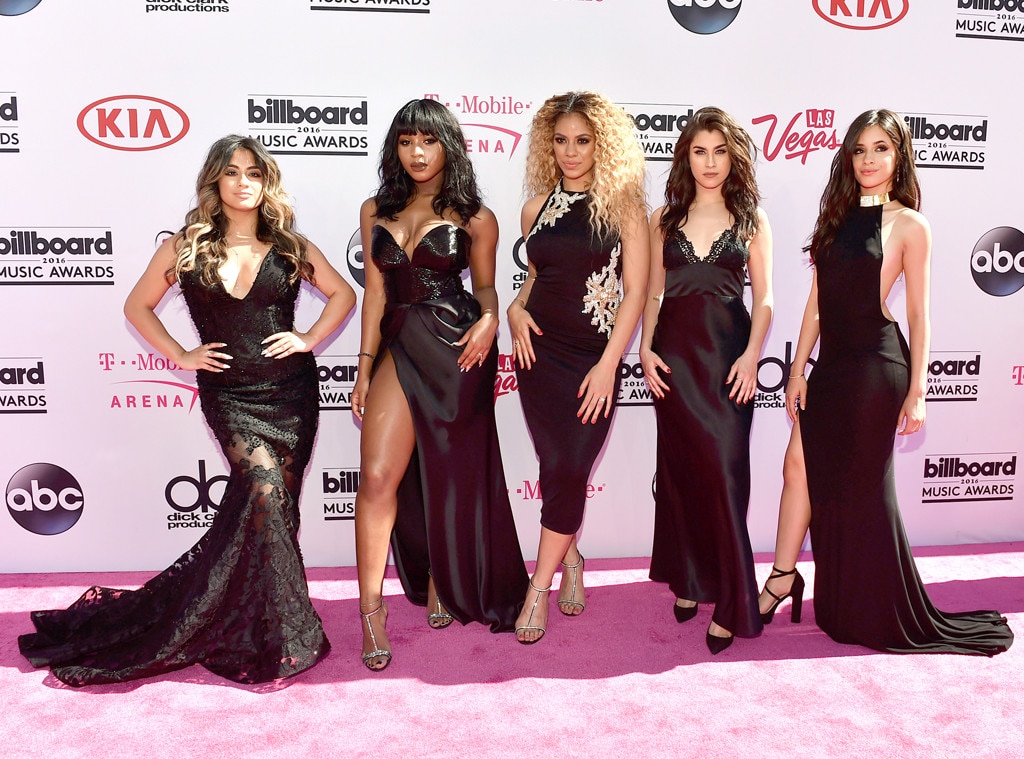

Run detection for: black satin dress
[[517, 181, 623, 535], [648, 227, 763, 639], [19, 250, 331, 686], [801, 205, 1013, 655], [370, 223, 527, 632]]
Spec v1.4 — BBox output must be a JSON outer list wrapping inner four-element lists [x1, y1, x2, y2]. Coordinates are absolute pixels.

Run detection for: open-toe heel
[[760, 566, 805, 625], [359, 597, 392, 671], [426, 575, 454, 630], [516, 579, 551, 645], [557, 553, 585, 617]]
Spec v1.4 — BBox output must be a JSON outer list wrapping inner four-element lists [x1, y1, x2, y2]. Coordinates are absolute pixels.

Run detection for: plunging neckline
[[676, 226, 735, 263], [376, 223, 461, 263], [219, 249, 273, 301]]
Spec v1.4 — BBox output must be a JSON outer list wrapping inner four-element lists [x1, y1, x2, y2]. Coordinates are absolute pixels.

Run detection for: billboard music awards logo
[[621, 103, 693, 162], [927, 351, 982, 402], [142, 0, 228, 12], [920, 452, 1016, 504], [0, 357, 46, 414], [98, 351, 200, 411], [751, 109, 841, 164], [970, 227, 1024, 296], [164, 460, 225, 530], [0, 0, 42, 15], [322, 468, 359, 520], [77, 95, 189, 151], [904, 112, 987, 170], [667, 0, 741, 34], [0, 94, 18, 153], [6, 463, 84, 535], [955, 0, 1024, 42], [812, 0, 909, 29], [424, 93, 527, 159], [318, 356, 358, 411], [247, 95, 369, 156], [310, 0, 430, 12], [0, 227, 115, 285]]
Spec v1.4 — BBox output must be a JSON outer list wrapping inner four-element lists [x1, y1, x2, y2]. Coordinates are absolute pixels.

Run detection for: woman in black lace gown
[[759, 110, 1013, 655], [641, 108, 773, 655], [508, 92, 649, 644], [350, 99, 527, 670], [18, 136, 356, 686]]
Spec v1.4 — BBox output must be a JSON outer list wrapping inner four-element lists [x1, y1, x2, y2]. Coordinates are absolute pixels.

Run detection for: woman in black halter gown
[[350, 99, 527, 670], [18, 135, 356, 685], [758, 110, 1013, 656]]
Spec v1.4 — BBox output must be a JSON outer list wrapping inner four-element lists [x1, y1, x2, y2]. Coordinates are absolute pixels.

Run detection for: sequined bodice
[[523, 181, 622, 344], [662, 226, 748, 300], [179, 249, 310, 388], [372, 224, 470, 305]]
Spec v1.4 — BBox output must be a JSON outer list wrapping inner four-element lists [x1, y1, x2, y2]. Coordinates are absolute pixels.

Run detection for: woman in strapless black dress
[[350, 99, 527, 670], [508, 92, 649, 644], [759, 110, 1013, 655], [641, 108, 773, 655], [19, 135, 355, 686]]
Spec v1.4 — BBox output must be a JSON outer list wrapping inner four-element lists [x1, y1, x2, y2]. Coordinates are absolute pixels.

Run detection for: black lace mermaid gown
[[371, 223, 527, 632], [517, 181, 623, 536], [648, 227, 763, 639], [18, 250, 331, 685], [801, 205, 1013, 655]]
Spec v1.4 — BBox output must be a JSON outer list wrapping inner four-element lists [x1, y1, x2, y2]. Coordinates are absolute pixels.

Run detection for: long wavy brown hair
[[659, 107, 760, 241], [173, 135, 313, 286], [524, 91, 647, 238], [807, 109, 921, 263]]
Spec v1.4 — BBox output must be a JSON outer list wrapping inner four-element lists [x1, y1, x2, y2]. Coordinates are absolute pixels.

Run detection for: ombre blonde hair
[[173, 135, 313, 286], [524, 91, 647, 238]]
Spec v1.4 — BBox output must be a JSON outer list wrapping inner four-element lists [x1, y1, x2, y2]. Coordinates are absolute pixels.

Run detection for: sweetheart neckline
[[375, 223, 467, 262]]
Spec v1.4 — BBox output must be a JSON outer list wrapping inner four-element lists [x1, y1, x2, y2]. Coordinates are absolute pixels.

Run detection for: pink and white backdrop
[[2, 0, 1022, 572]]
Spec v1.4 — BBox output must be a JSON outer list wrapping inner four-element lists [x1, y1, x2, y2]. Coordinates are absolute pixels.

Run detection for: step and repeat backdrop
[[2, 0, 1022, 572]]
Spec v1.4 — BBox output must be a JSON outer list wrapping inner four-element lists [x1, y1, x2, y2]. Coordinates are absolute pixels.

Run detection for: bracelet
[[789, 373, 804, 379], [481, 308, 495, 316], [357, 352, 376, 360]]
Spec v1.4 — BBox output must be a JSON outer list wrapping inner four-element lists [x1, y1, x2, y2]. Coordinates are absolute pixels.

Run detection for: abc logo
[[668, 0, 741, 35], [346, 227, 366, 289], [971, 227, 1024, 296], [0, 0, 43, 16], [512, 236, 529, 272], [165, 460, 227, 513], [6, 463, 84, 535]]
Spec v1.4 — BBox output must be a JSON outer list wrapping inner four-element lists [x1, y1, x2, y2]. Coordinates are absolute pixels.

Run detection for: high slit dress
[[370, 223, 527, 632]]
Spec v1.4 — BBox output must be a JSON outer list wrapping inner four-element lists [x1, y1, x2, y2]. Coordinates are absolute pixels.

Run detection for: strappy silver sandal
[[515, 579, 551, 645], [359, 597, 392, 671], [558, 553, 585, 616]]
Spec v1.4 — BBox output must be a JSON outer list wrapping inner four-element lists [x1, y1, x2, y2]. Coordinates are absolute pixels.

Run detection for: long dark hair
[[175, 135, 313, 285], [660, 107, 760, 241], [373, 99, 482, 224], [806, 109, 920, 263]]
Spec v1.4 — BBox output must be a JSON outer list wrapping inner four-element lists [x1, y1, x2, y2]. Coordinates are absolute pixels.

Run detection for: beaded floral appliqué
[[583, 241, 621, 338], [527, 180, 587, 241]]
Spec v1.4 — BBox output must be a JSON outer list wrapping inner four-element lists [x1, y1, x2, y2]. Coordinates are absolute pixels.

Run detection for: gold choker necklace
[[859, 192, 890, 207]]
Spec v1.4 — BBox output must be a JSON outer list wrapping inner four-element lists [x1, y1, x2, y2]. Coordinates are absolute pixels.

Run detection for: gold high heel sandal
[[515, 579, 551, 645], [359, 597, 392, 671]]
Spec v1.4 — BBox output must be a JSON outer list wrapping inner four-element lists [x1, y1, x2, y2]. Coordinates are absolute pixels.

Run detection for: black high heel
[[760, 566, 805, 625], [705, 629, 734, 655], [673, 600, 698, 623]]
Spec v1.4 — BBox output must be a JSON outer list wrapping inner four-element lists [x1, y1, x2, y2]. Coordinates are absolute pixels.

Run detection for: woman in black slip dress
[[350, 99, 527, 670], [508, 91, 649, 644], [19, 135, 356, 686], [641, 107, 773, 655], [759, 109, 1013, 655]]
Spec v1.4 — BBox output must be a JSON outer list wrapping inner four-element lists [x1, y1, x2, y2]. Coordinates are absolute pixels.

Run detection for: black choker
[[859, 192, 890, 207]]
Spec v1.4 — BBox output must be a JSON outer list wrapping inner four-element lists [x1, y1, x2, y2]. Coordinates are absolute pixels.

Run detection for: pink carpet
[[2, 545, 1022, 758]]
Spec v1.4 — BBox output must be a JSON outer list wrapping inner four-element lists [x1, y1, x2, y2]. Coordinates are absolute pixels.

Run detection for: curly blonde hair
[[524, 91, 647, 238], [173, 135, 313, 287]]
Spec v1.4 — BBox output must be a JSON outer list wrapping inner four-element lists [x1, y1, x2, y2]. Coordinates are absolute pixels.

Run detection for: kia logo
[[812, 0, 909, 30], [77, 95, 190, 151]]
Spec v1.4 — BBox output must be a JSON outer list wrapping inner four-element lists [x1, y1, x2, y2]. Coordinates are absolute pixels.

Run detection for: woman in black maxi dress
[[350, 100, 527, 670], [642, 108, 773, 654], [509, 92, 649, 644], [762, 110, 1012, 655], [18, 135, 356, 685]]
